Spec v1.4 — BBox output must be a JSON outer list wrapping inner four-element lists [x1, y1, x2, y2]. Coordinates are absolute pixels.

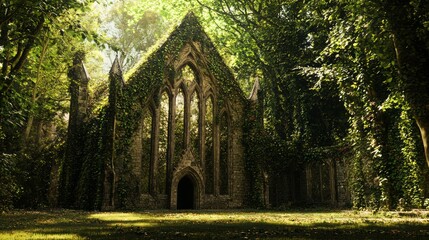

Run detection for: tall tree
[[0, 0, 100, 209], [0, 0, 91, 96], [198, 0, 347, 144], [100, 0, 199, 71], [101, 0, 164, 71], [303, 0, 428, 208], [376, 0, 429, 167], [0, 0, 94, 151]]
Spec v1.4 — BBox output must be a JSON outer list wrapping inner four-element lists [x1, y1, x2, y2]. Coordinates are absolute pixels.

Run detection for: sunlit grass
[[1, 209, 428, 239], [0, 231, 83, 240]]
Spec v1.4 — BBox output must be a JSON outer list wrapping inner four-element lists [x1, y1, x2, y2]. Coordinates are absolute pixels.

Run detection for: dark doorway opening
[[177, 175, 194, 209]]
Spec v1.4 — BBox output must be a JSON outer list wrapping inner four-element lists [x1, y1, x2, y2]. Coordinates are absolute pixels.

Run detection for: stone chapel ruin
[[60, 13, 350, 210]]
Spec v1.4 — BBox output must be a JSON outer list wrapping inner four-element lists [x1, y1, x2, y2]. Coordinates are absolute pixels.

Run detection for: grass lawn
[[0, 209, 428, 239]]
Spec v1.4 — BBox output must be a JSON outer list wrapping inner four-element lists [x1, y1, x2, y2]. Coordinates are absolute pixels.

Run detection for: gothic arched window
[[204, 96, 214, 194], [141, 107, 153, 194], [174, 88, 185, 165], [219, 112, 229, 195], [157, 91, 169, 194], [190, 90, 200, 161]]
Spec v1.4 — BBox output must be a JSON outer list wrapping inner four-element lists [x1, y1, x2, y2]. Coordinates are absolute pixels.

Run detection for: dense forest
[[1, 0, 429, 211]]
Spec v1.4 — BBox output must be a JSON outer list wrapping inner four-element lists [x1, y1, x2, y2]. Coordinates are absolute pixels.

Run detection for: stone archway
[[171, 166, 203, 209], [177, 175, 195, 209]]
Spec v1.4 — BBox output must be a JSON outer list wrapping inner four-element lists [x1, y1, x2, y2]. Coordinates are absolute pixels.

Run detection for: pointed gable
[[122, 12, 245, 105]]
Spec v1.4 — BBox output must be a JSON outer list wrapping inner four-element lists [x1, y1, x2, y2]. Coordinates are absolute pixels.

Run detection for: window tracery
[[141, 63, 231, 197], [181, 65, 197, 86]]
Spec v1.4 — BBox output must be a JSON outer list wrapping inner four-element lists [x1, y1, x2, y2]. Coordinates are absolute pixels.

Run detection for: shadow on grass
[[0, 210, 428, 239]]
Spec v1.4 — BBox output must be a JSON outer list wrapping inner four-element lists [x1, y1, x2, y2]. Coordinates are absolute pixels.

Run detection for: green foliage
[[101, 0, 165, 71], [0, 0, 94, 96], [397, 106, 426, 207], [74, 116, 107, 210], [15, 140, 64, 209], [301, 0, 428, 209], [0, 0, 99, 210], [0, 0, 99, 146], [0, 154, 21, 211], [0, 136, 65, 210]]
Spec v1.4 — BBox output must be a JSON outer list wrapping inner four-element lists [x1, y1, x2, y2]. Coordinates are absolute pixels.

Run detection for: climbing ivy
[[99, 13, 247, 208], [74, 112, 108, 210], [305, 0, 429, 209]]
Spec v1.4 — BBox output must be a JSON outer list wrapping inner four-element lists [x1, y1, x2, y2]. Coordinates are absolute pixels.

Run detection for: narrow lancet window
[[204, 97, 214, 194], [219, 113, 229, 195], [158, 92, 169, 194], [190, 91, 200, 162], [174, 89, 185, 165], [141, 107, 152, 194]]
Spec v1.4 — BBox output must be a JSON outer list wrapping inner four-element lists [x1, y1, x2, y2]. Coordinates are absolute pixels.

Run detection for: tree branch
[[11, 16, 45, 74]]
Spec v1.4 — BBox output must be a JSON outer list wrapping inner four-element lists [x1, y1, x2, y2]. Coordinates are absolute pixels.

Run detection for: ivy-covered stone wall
[[108, 12, 249, 209]]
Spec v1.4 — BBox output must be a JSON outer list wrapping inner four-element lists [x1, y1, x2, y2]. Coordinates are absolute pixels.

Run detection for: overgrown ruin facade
[[60, 13, 350, 210]]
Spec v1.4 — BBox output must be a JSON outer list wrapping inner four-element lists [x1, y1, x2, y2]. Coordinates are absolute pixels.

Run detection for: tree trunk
[[22, 115, 34, 145], [416, 116, 429, 168], [22, 37, 49, 147]]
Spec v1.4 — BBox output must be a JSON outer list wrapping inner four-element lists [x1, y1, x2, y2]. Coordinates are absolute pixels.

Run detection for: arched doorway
[[177, 175, 194, 209]]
